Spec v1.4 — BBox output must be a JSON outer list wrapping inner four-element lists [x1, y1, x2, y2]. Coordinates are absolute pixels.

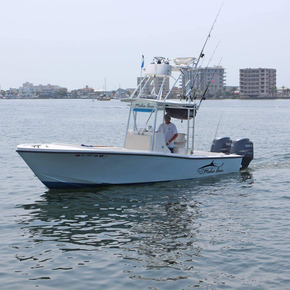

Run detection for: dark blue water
[[1, 99, 290, 289]]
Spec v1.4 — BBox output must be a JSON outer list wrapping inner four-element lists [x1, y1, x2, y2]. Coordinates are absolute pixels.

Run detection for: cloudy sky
[[0, 0, 289, 90]]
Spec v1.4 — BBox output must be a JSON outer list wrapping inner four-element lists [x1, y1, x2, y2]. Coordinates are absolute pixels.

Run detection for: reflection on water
[[240, 170, 254, 186], [20, 183, 201, 256], [14, 173, 256, 287], [18, 175, 252, 246]]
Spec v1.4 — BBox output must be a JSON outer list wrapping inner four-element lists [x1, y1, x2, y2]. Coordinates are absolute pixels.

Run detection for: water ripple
[[2, 99, 290, 289]]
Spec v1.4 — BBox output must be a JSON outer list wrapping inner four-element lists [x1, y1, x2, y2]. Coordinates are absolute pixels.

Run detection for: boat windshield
[[128, 101, 159, 133]]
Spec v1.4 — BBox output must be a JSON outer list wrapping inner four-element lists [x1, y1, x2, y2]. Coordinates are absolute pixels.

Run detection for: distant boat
[[97, 95, 111, 101], [97, 78, 111, 100]]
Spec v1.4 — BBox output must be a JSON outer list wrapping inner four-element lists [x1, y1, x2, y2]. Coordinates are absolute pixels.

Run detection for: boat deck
[[17, 143, 239, 159]]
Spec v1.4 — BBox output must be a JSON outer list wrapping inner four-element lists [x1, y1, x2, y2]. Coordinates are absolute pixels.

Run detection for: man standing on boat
[[158, 114, 178, 153]]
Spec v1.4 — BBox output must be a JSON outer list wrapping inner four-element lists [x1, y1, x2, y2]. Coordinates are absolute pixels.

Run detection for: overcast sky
[[0, 0, 289, 91]]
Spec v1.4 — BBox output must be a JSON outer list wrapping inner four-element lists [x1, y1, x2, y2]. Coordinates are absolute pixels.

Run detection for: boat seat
[[174, 133, 187, 155], [174, 133, 186, 147]]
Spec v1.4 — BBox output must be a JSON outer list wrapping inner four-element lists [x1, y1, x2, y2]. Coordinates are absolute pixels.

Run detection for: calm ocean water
[[1, 99, 290, 289]]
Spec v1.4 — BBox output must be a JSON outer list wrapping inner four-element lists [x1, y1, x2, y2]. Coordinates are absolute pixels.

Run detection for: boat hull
[[17, 144, 243, 189]]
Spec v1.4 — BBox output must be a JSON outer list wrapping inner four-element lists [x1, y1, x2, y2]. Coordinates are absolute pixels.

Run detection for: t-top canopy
[[174, 57, 196, 65], [122, 98, 197, 120]]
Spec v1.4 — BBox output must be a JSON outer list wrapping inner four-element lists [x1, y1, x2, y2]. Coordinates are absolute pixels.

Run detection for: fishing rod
[[194, 3, 223, 69], [189, 4, 223, 101], [197, 57, 223, 111], [198, 39, 221, 71], [214, 111, 224, 140], [204, 40, 221, 68], [190, 40, 221, 101]]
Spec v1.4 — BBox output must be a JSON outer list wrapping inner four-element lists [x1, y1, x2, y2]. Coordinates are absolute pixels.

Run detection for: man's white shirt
[[157, 123, 178, 148]]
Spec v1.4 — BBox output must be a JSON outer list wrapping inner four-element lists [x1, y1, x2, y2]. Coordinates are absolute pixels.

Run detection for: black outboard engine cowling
[[210, 137, 232, 154], [230, 138, 254, 170]]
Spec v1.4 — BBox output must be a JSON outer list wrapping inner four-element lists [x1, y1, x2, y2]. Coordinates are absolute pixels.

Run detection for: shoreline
[[1, 97, 290, 100]]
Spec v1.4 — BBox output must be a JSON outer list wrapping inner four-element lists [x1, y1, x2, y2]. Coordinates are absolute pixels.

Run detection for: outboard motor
[[230, 138, 254, 170], [210, 137, 232, 154]]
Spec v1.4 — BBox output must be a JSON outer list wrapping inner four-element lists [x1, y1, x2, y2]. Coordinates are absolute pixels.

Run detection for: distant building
[[115, 88, 128, 98], [239, 68, 277, 98], [277, 86, 290, 98], [126, 88, 135, 97], [137, 76, 169, 98], [170, 86, 183, 98], [70, 85, 94, 98], [5, 88, 19, 99], [177, 66, 225, 97], [18, 82, 67, 98], [19, 82, 37, 98], [35, 84, 63, 98], [192, 66, 225, 97]]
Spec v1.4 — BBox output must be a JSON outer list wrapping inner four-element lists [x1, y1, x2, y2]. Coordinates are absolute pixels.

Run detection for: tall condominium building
[[137, 77, 169, 98], [240, 68, 277, 98], [181, 66, 225, 96]]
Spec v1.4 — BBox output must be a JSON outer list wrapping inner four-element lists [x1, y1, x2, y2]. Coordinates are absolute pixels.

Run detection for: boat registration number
[[75, 154, 105, 158]]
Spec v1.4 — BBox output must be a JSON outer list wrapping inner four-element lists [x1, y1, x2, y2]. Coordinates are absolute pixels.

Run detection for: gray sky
[[0, 0, 289, 90]]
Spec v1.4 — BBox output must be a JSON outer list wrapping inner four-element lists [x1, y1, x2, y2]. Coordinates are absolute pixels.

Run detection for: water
[[1, 99, 290, 289]]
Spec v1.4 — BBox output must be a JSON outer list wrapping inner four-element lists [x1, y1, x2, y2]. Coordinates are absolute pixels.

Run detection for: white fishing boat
[[16, 56, 253, 189]]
